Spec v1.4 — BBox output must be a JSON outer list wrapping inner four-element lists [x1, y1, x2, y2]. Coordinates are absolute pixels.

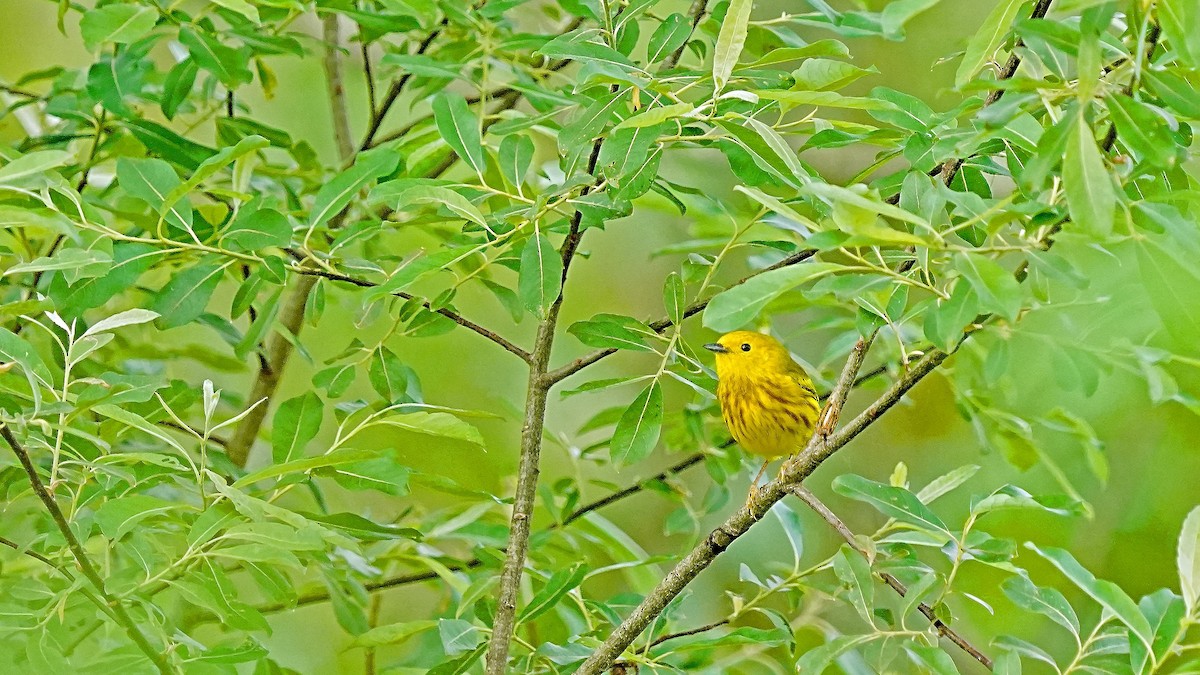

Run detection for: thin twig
[[292, 265, 530, 362], [359, 22, 447, 151], [1, 424, 172, 673], [648, 618, 730, 648], [790, 485, 994, 669], [921, 0, 1055, 199]]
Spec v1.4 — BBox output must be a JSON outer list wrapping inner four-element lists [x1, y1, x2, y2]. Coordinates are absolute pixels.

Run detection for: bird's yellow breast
[[717, 372, 820, 458]]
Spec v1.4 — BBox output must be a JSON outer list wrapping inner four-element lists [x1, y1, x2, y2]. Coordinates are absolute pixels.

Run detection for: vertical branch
[[484, 139, 605, 674], [324, 15, 354, 161], [225, 275, 318, 467], [1, 424, 173, 674], [226, 18, 358, 468]]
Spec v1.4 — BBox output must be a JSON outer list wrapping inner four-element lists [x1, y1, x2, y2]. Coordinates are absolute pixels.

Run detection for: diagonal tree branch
[[359, 22, 447, 151], [660, 0, 710, 70], [790, 484, 993, 669], [1, 424, 172, 674], [573, 340, 956, 674]]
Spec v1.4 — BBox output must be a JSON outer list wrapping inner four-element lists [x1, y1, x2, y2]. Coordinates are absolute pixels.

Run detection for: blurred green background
[[4, 0, 1197, 671]]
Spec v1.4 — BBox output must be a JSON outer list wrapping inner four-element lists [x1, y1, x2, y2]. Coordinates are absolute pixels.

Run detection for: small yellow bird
[[704, 331, 820, 499]]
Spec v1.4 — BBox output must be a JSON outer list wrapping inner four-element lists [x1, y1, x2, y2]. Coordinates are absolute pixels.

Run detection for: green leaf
[[1159, 0, 1200, 69], [84, 308, 159, 337], [568, 314, 654, 352], [663, 272, 685, 325], [438, 618, 481, 656], [0, 327, 54, 407], [210, 0, 260, 23], [1063, 117, 1115, 236], [916, 464, 980, 503], [805, 182, 930, 229], [80, 5, 157, 51], [538, 33, 638, 71], [518, 233, 563, 317], [179, 27, 252, 88], [385, 185, 489, 230], [1144, 68, 1200, 119], [907, 646, 960, 675], [833, 545, 876, 626], [94, 495, 182, 540], [352, 620, 438, 648], [271, 392, 323, 465], [703, 262, 845, 332], [1028, 543, 1155, 652], [0, 150, 72, 186], [954, 252, 1021, 321], [327, 449, 412, 496], [432, 93, 486, 175], [646, 13, 691, 64], [713, 0, 754, 92], [956, 0, 1023, 88], [234, 448, 379, 488], [368, 347, 419, 403], [4, 248, 111, 278], [161, 58, 198, 120], [308, 148, 401, 231], [152, 261, 225, 329], [791, 59, 876, 91], [1105, 94, 1178, 169], [757, 89, 900, 111], [375, 411, 484, 448], [923, 278, 977, 352], [832, 474, 953, 541], [166, 134, 270, 207], [498, 134, 534, 188], [1180, 505, 1200, 616], [519, 564, 587, 622], [795, 635, 874, 673], [363, 245, 472, 302], [116, 157, 194, 236], [221, 203, 292, 251], [610, 382, 663, 466], [612, 103, 693, 131], [1002, 574, 1081, 636], [1136, 236, 1200, 352]]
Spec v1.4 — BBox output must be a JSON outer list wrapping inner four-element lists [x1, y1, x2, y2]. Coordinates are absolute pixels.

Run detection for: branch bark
[[484, 137, 605, 674], [572, 341, 959, 675], [1, 424, 173, 674], [790, 485, 994, 669], [323, 16, 354, 161]]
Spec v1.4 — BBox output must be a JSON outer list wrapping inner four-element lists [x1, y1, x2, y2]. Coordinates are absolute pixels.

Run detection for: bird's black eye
[[740, 343, 751, 352]]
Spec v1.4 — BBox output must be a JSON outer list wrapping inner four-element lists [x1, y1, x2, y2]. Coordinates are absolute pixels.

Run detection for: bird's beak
[[703, 343, 728, 353]]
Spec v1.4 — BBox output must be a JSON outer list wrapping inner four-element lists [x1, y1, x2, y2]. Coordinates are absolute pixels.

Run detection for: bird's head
[[704, 331, 795, 378]]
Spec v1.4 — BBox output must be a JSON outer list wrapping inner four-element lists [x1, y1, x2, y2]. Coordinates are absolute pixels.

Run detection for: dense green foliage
[[0, 0, 1198, 672]]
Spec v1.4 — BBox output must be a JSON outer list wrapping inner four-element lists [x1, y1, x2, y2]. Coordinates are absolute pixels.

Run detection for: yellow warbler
[[705, 331, 820, 496]]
